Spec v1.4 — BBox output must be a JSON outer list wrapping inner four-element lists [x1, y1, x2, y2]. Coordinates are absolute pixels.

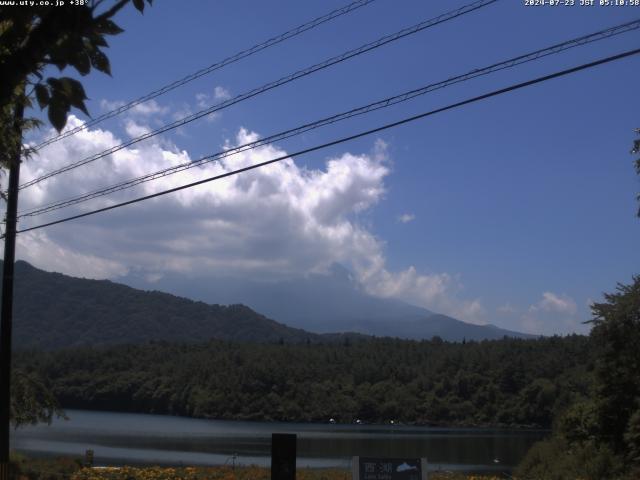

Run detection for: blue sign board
[[353, 457, 427, 480]]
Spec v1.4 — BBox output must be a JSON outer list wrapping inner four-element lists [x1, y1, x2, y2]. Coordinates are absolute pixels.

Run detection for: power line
[[30, 0, 377, 151], [19, 0, 499, 190], [22, 0, 497, 188], [14, 47, 640, 236], [17, 18, 640, 219]]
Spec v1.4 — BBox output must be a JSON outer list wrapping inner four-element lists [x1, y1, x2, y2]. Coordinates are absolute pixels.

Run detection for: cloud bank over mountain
[[14, 113, 488, 326]]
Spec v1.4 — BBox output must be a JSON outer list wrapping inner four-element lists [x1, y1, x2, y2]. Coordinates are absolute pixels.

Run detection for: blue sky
[[13, 0, 640, 335]]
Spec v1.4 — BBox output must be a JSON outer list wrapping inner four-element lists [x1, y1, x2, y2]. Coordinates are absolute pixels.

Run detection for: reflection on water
[[11, 410, 547, 473]]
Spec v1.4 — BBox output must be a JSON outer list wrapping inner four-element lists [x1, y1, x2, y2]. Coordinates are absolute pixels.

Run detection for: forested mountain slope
[[4, 261, 324, 349]]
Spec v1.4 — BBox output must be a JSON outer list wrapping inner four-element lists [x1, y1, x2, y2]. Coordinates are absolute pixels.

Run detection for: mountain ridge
[[122, 263, 533, 341], [3, 260, 533, 349], [4, 260, 332, 349]]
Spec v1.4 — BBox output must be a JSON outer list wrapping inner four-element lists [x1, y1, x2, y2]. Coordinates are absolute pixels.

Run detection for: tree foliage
[[0, 0, 151, 430], [515, 435, 620, 480], [518, 276, 640, 479], [517, 128, 640, 479], [10, 368, 64, 428], [3, 260, 337, 349], [15, 335, 592, 428], [0, 0, 151, 168], [589, 276, 640, 454], [625, 409, 640, 477]]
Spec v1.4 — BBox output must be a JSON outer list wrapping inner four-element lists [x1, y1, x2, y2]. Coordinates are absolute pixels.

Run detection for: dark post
[[84, 449, 94, 467], [271, 433, 296, 480], [0, 98, 24, 480]]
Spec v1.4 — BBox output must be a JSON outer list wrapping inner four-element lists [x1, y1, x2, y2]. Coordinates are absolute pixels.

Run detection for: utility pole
[[0, 96, 24, 480]]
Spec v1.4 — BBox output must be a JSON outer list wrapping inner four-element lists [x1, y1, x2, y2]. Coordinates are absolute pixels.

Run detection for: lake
[[11, 410, 547, 474]]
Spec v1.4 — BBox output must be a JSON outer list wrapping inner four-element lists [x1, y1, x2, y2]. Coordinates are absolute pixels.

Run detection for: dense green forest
[[15, 335, 591, 428]]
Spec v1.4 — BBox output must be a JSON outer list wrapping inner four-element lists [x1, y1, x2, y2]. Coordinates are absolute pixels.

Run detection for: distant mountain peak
[[119, 262, 532, 342], [326, 263, 357, 283]]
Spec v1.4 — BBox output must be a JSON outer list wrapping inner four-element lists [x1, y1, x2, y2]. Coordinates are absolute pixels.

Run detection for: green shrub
[[515, 436, 622, 480], [9, 454, 82, 480]]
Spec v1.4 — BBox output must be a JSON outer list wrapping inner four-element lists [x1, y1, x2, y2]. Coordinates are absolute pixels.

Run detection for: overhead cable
[[13, 46, 640, 236], [19, 0, 499, 190], [18, 18, 640, 218], [31, 0, 378, 151]]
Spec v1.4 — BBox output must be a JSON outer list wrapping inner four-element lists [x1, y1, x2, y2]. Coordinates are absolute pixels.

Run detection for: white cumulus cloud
[[533, 292, 578, 315], [124, 119, 151, 138], [9, 115, 483, 323], [520, 291, 585, 335]]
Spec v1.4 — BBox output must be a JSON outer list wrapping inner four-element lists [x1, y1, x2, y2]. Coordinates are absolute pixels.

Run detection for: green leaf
[[49, 57, 67, 71], [56, 77, 86, 98], [47, 97, 70, 132], [72, 51, 91, 76], [132, 0, 145, 13], [67, 94, 90, 116], [34, 84, 50, 109], [58, 78, 90, 116], [89, 49, 111, 75], [89, 33, 109, 48], [47, 40, 76, 71], [95, 18, 124, 35], [45, 77, 89, 124], [46, 77, 62, 90]]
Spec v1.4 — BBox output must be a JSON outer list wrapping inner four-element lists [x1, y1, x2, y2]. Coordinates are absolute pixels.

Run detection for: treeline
[[513, 276, 640, 479], [15, 335, 592, 428]]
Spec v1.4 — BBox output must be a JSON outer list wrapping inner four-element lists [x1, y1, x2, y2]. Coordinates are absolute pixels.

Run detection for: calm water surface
[[11, 410, 547, 473]]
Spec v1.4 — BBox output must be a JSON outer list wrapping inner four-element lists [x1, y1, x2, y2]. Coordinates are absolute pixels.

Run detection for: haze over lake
[[12, 410, 547, 474]]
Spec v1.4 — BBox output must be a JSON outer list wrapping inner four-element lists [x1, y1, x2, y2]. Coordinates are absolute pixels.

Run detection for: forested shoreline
[[15, 335, 591, 428], [11, 275, 640, 479]]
